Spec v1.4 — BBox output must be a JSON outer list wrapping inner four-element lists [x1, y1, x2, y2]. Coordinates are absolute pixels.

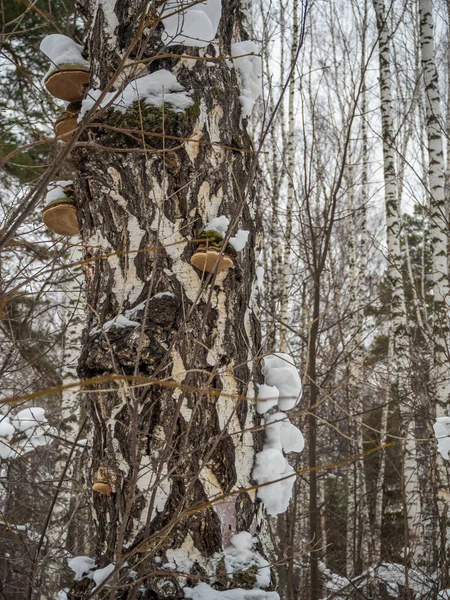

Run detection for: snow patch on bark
[[224, 531, 271, 588], [80, 70, 193, 119], [252, 406, 304, 515], [96, 0, 118, 47], [184, 583, 279, 599], [231, 41, 262, 118], [166, 533, 205, 580], [160, 0, 222, 48]]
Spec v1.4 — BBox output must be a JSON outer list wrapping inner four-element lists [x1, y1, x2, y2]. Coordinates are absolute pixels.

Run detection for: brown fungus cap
[[44, 65, 89, 102], [42, 202, 79, 236], [190, 246, 234, 273]]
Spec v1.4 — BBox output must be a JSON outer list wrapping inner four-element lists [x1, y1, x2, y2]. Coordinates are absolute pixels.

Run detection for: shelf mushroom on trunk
[[40, 34, 90, 102], [42, 180, 80, 237], [190, 216, 249, 274], [92, 466, 116, 495], [191, 230, 236, 274], [55, 102, 82, 140]]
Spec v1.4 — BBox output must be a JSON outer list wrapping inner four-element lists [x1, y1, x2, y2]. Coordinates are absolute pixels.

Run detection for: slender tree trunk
[[419, 0, 450, 580], [71, 1, 273, 597], [308, 278, 320, 600], [279, 0, 298, 352], [345, 160, 370, 578], [42, 246, 86, 594], [419, 0, 449, 417], [372, 0, 423, 570]]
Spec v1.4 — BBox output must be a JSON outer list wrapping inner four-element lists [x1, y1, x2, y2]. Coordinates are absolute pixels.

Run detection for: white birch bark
[[41, 245, 88, 594], [419, 0, 450, 576], [279, 0, 298, 352], [372, 0, 423, 567], [419, 0, 449, 413]]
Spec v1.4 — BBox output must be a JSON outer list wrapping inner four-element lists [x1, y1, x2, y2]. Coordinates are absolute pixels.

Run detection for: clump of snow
[[92, 563, 115, 590], [79, 70, 193, 120], [231, 41, 262, 118], [256, 384, 279, 415], [151, 292, 175, 300], [184, 583, 280, 599], [204, 215, 230, 237], [91, 313, 140, 335], [40, 34, 89, 71], [68, 556, 95, 580], [252, 448, 296, 516], [203, 216, 249, 252], [0, 415, 15, 439], [434, 417, 450, 460], [256, 265, 264, 290], [264, 412, 304, 454], [160, 0, 222, 48], [102, 314, 140, 331], [0, 438, 17, 460], [57, 590, 69, 600], [44, 181, 73, 207], [12, 407, 47, 432], [229, 230, 249, 252], [263, 353, 302, 411], [0, 408, 55, 458], [224, 532, 271, 589]]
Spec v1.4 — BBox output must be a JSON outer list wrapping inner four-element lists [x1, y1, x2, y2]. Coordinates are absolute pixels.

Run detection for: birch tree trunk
[[419, 0, 450, 579], [419, 0, 449, 417], [67, 1, 274, 597], [42, 246, 90, 595], [279, 0, 298, 352], [345, 158, 370, 579], [372, 0, 423, 569]]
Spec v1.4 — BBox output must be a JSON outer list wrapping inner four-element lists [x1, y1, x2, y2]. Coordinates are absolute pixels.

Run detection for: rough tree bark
[[70, 0, 272, 597]]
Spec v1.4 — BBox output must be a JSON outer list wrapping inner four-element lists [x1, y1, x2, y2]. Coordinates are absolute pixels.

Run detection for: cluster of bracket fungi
[[190, 231, 235, 274], [41, 51, 87, 237], [39, 37, 235, 496], [40, 40, 234, 274]]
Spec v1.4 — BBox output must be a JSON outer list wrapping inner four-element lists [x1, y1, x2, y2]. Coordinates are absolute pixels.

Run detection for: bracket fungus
[[55, 102, 81, 140], [40, 34, 90, 102], [92, 466, 116, 495], [42, 181, 79, 237], [44, 65, 90, 102], [190, 231, 235, 274]]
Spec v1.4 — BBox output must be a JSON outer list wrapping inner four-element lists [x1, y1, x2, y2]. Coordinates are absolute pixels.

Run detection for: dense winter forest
[[2, 0, 450, 598]]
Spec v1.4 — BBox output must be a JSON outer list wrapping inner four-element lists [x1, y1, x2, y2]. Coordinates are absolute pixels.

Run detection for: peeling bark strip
[[72, 0, 269, 597]]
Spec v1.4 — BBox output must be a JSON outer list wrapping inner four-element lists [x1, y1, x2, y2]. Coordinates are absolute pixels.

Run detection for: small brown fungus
[[190, 243, 234, 273], [42, 182, 79, 237], [54, 102, 81, 141], [92, 467, 116, 495]]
